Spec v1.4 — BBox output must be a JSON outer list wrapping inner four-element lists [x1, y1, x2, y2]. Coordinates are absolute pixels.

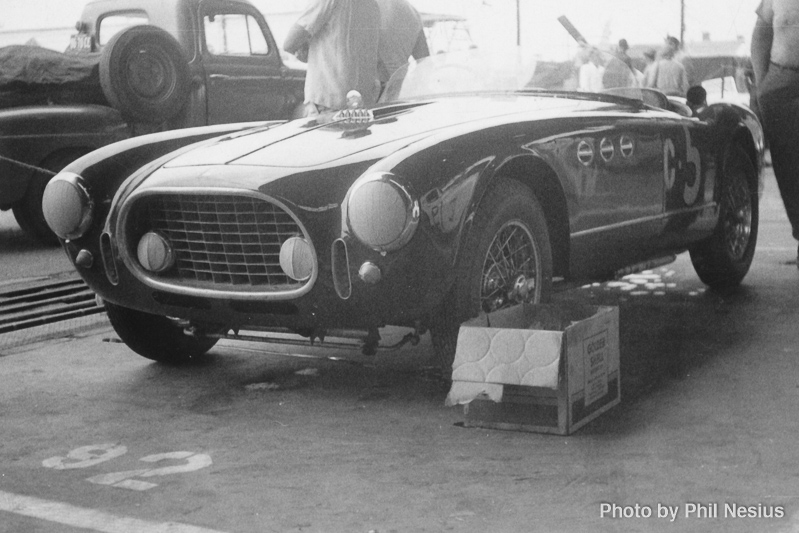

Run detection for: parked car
[[42, 45, 764, 373], [0, 0, 304, 244]]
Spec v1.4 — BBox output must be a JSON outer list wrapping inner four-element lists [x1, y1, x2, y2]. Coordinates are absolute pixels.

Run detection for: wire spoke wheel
[[721, 170, 753, 261], [429, 179, 553, 375], [481, 220, 541, 313], [689, 146, 758, 289]]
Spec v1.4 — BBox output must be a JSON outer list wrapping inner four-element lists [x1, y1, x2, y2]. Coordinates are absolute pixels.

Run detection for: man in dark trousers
[[751, 0, 799, 265]]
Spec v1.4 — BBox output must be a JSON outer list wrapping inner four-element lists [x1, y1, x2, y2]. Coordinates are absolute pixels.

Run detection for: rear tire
[[689, 146, 758, 289], [429, 178, 553, 374], [105, 301, 219, 364]]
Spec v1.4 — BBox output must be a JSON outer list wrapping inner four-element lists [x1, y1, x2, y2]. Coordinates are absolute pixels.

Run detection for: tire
[[689, 146, 758, 289], [105, 301, 219, 364], [429, 178, 554, 374], [99, 25, 190, 124], [13, 149, 88, 246]]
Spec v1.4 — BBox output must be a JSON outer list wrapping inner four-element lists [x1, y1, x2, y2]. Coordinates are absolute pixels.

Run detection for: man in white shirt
[[751, 0, 799, 264], [375, 0, 429, 86], [284, 0, 381, 114], [646, 36, 689, 97], [578, 48, 604, 92]]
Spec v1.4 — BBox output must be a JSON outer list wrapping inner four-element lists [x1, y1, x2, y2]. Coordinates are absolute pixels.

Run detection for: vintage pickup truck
[[0, 0, 305, 244]]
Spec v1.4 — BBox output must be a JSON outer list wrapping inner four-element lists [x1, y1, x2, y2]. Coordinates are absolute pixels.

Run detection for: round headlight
[[42, 172, 94, 240], [280, 236, 314, 281], [346, 172, 419, 252]]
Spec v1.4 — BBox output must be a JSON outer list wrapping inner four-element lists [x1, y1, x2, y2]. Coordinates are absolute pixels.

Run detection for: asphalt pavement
[[1, 168, 799, 533]]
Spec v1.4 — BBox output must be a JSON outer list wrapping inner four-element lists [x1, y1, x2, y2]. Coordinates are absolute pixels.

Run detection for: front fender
[[65, 121, 283, 215]]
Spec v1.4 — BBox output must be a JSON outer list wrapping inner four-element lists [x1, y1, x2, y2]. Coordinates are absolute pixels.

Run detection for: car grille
[[133, 193, 308, 290]]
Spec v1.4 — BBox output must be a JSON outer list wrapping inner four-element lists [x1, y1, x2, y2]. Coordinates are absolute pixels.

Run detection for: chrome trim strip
[[116, 187, 319, 301], [570, 204, 716, 238]]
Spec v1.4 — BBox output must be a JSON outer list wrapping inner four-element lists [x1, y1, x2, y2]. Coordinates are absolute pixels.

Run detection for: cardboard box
[[446, 302, 620, 435]]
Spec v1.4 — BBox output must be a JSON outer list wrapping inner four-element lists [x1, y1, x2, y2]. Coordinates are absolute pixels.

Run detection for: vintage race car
[[42, 45, 764, 372]]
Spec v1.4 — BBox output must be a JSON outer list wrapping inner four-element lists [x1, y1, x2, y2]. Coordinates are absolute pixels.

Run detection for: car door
[[656, 115, 717, 247], [565, 116, 667, 277], [199, 0, 295, 124]]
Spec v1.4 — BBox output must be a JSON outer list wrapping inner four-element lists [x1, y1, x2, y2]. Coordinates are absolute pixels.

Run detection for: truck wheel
[[13, 149, 88, 246], [105, 301, 219, 364], [429, 179, 553, 375], [689, 146, 758, 289], [100, 25, 190, 124]]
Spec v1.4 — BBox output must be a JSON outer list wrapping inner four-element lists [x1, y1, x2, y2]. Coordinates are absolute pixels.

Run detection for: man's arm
[[751, 16, 773, 85], [284, 24, 311, 55], [411, 28, 430, 59]]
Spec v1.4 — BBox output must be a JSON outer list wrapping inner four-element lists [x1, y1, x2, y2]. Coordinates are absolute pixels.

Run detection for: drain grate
[[0, 275, 104, 335]]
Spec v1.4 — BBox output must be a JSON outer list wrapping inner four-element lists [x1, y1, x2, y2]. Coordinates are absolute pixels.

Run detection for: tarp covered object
[[0, 45, 106, 108], [0, 45, 101, 87]]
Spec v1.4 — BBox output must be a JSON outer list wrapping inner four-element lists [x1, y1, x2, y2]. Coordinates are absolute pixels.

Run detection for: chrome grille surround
[[117, 188, 317, 300]]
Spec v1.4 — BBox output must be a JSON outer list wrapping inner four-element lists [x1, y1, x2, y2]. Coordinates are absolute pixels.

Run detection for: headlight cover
[[42, 172, 94, 240], [345, 172, 419, 253]]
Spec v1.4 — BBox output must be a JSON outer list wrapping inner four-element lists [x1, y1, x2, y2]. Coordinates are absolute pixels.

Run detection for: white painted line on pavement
[[0, 490, 228, 533]]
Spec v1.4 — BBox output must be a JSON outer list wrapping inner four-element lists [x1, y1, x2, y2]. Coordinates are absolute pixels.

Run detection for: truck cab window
[[98, 12, 149, 46], [203, 13, 268, 56]]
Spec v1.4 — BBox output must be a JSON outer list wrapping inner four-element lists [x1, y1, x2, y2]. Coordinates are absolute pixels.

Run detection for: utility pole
[[516, 0, 521, 46], [680, 0, 685, 44]]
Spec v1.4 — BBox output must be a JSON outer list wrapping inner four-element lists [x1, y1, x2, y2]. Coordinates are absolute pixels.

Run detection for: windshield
[[378, 14, 660, 105], [380, 46, 645, 104]]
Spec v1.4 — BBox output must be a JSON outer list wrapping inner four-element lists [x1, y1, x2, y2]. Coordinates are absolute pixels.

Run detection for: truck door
[[199, 0, 296, 124]]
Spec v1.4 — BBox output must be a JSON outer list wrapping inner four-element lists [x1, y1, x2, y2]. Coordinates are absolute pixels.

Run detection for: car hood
[[161, 95, 622, 169]]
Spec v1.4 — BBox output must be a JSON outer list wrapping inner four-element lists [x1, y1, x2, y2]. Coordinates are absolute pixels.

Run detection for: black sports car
[[43, 46, 764, 371]]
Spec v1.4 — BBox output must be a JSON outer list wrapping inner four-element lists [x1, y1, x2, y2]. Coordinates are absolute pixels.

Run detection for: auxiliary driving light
[[358, 262, 382, 284], [279, 236, 314, 281], [137, 231, 175, 273]]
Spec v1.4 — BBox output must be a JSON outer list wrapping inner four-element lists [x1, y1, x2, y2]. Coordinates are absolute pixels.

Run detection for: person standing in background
[[641, 48, 657, 87], [375, 0, 430, 89], [646, 36, 689, 96], [751, 0, 799, 265], [578, 47, 605, 92], [603, 38, 636, 89], [284, 0, 381, 115]]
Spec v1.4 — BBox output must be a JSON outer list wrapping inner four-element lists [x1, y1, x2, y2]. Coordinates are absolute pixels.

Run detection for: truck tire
[[100, 25, 190, 124], [13, 149, 89, 246]]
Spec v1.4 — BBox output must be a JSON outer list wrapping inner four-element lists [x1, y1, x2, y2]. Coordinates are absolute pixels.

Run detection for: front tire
[[105, 302, 219, 364], [689, 146, 758, 289], [430, 178, 553, 373]]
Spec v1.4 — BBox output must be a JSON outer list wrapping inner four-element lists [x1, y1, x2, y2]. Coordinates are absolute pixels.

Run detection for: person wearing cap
[[751, 0, 799, 266], [646, 36, 689, 97], [603, 38, 636, 89]]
